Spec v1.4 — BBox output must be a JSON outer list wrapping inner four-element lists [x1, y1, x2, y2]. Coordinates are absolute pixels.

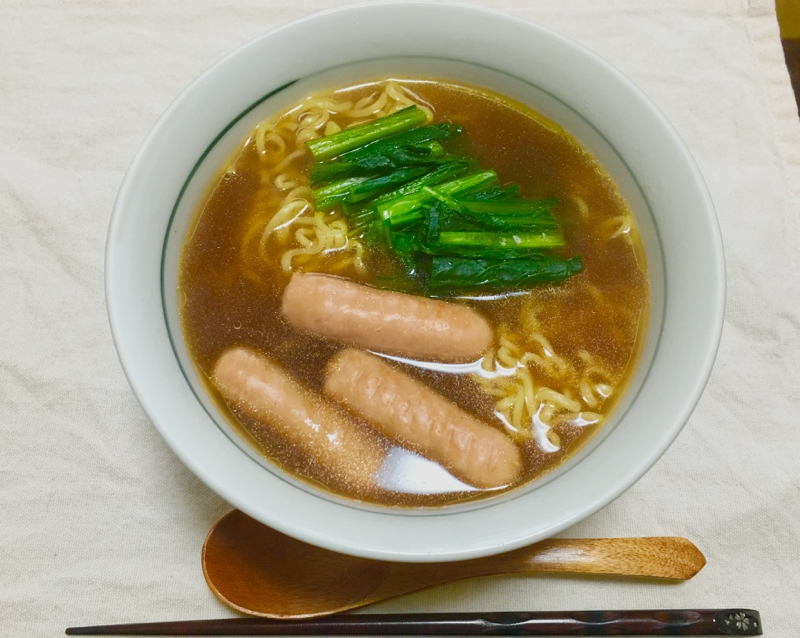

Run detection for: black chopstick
[[66, 609, 762, 636]]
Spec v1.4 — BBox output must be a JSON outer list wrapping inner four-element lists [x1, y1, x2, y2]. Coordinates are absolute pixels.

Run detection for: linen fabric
[[1, 0, 798, 635]]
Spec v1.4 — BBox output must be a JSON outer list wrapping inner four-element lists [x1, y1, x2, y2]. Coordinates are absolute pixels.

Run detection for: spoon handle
[[472, 536, 707, 580], [66, 609, 762, 636]]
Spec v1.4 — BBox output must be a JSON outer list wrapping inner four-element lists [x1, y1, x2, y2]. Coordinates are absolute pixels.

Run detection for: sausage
[[212, 347, 385, 494], [281, 272, 492, 362], [324, 349, 521, 489]]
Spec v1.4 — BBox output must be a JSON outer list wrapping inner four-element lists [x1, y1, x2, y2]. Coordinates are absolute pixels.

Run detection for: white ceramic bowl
[[106, 2, 725, 561]]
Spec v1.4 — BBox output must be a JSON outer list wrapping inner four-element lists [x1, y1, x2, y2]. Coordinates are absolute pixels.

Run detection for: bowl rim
[[106, 0, 725, 561]]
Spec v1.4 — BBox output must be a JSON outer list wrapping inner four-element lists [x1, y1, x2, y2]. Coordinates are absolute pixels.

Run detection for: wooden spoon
[[202, 510, 706, 619]]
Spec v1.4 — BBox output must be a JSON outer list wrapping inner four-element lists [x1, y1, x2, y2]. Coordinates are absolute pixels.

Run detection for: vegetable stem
[[350, 166, 433, 203], [312, 176, 369, 210], [338, 122, 461, 162], [430, 256, 583, 290], [310, 141, 448, 184], [305, 106, 427, 161], [438, 231, 566, 250], [372, 161, 472, 206], [381, 170, 499, 228]]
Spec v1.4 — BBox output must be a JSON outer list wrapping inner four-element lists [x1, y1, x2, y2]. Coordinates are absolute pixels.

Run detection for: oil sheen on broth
[[179, 79, 649, 507]]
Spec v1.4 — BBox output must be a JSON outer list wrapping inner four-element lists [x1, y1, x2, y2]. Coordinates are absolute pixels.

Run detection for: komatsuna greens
[[306, 105, 582, 293]]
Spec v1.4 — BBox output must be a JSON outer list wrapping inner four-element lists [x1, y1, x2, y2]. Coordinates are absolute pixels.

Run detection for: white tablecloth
[[2, 0, 799, 635]]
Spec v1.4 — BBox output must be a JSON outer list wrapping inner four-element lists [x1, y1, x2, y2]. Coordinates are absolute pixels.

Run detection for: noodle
[[280, 186, 311, 205], [473, 326, 621, 450], [385, 81, 435, 121], [601, 214, 633, 240], [271, 149, 306, 174], [305, 98, 353, 112], [346, 91, 389, 118], [572, 194, 589, 219], [274, 174, 298, 191], [258, 201, 309, 256], [277, 212, 363, 273], [238, 80, 443, 279], [255, 127, 286, 156]]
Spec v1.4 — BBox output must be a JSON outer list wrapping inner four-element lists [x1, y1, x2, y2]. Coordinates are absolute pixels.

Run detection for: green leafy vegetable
[[461, 184, 520, 201], [304, 105, 582, 294], [441, 208, 559, 235], [422, 186, 464, 211], [370, 161, 472, 206], [312, 176, 369, 210], [338, 122, 462, 162], [305, 105, 427, 161], [437, 231, 565, 250], [429, 256, 583, 290], [309, 141, 447, 184], [339, 161, 472, 228], [349, 166, 433, 203], [380, 170, 499, 228]]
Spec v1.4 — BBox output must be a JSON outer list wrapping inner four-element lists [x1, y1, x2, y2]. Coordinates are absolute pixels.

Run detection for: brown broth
[[178, 79, 649, 507]]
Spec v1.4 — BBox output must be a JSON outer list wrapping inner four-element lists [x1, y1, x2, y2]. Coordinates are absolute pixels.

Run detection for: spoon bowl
[[202, 510, 707, 619]]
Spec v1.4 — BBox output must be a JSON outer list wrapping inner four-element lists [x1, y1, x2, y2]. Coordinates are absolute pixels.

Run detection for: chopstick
[[65, 609, 762, 636]]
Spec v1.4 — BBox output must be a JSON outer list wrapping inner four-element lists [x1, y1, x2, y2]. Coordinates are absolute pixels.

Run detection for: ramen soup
[[179, 79, 649, 507]]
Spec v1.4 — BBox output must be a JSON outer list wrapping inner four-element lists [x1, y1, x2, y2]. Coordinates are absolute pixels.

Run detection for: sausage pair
[[214, 347, 520, 491]]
